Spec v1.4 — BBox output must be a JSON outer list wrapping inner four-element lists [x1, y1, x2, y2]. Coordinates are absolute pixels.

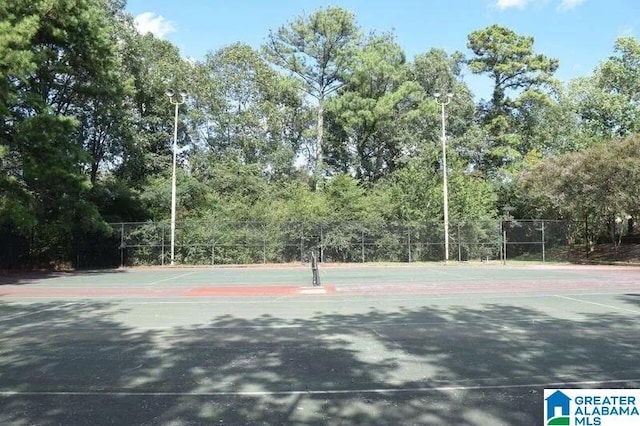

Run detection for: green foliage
[[264, 7, 360, 101], [2, 4, 639, 267], [467, 25, 559, 111], [467, 25, 559, 172], [89, 182, 144, 226], [572, 37, 640, 141], [322, 174, 370, 222], [193, 43, 306, 179], [516, 88, 586, 156], [263, 181, 329, 223], [0, 0, 136, 266], [327, 32, 422, 182], [520, 135, 640, 245], [264, 6, 362, 185], [116, 32, 188, 185], [375, 146, 497, 223]]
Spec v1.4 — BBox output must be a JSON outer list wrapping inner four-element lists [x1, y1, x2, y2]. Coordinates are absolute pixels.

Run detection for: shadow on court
[[1, 298, 639, 425], [621, 293, 640, 308]]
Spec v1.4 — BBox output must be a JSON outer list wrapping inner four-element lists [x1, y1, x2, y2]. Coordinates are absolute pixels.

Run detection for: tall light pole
[[434, 92, 453, 264], [166, 88, 187, 266]]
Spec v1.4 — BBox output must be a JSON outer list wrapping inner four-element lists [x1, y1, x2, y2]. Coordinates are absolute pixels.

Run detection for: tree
[[515, 88, 586, 156], [264, 7, 361, 187], [376, 145, 497, 223], [322, 173, 370, 222], [573, 36, 640, 141], [327, 32, 421, 183], [0, 0, 40, 233], [412, 48, 477, 166], [262, 180, 328, 224], [74, 8, 136, 184], [192, 43, 308, 179], [467, 25, 559, 172], [520, 135, 640, 248], [599, 37, 640, 103], [115, 30, 188, 186], [1, 0, 127, 264]]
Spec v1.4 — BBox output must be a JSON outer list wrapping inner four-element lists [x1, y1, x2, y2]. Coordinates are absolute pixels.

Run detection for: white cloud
[[495, 0, 529, 9], [494, 0, 586, 11], [557, 0, 586, 11], [618, 25, 635, 37], [134, 12, 176, 39]]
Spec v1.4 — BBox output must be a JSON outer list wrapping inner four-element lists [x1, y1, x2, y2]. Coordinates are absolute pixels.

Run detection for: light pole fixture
[[166, 88, 187, 266], [434, 92, 453, 264]]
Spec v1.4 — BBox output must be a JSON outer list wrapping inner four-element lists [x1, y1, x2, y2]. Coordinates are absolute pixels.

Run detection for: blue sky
[[125, 0, 639, 99]]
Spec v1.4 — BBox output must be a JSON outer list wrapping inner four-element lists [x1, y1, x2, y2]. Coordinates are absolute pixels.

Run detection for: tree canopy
[[1, 4, 638, 267]]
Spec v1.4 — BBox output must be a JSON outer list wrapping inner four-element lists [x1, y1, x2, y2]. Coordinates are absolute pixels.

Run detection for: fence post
[[161, 224, 165, 266], [541, 221, 546, 263], [263, 228, 267, 264], [498, 221, 504, 265], [458, 223, 462, 262], [502, 221, 507, 265], [407, 225, 412, 263], [300, 223, 304, 264], [120, 223, 124, 268], [320, 224, 324, 263]]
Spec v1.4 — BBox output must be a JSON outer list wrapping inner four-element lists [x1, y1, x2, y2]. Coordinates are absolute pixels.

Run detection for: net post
[[311, 245, 320, 286]]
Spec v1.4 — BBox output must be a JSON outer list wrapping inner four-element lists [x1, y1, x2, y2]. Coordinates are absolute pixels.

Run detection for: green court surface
[[1, 264, 639, 425]]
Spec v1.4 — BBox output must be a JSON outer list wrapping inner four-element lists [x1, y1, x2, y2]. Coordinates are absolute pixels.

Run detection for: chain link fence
[[108, 219, 571, 267]]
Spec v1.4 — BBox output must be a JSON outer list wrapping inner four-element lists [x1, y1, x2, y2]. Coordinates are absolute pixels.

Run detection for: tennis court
[[1, 263, 639, 425]]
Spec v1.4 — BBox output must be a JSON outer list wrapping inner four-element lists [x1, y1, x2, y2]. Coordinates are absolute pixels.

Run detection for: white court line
[[5, 290, 638, 306], [1, 378, 639, 397], [112, 290, 640, 305], [147, 272, 197, 285], [554, 295, 640, 314]]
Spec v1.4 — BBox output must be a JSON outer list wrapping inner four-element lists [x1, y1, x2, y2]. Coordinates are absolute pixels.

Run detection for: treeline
[[1, 1, 639, 267]]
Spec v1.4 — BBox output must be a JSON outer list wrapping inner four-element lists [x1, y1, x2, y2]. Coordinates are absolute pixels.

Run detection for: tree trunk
[[90, 161, 99, 184], [585, 216, 590, 258]]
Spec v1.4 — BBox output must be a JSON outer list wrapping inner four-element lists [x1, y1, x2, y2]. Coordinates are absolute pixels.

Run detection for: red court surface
[[0, 285, 336, 298]]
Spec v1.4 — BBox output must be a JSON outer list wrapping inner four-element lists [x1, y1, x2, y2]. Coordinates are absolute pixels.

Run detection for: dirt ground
[[568, 243, 640, 264]]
